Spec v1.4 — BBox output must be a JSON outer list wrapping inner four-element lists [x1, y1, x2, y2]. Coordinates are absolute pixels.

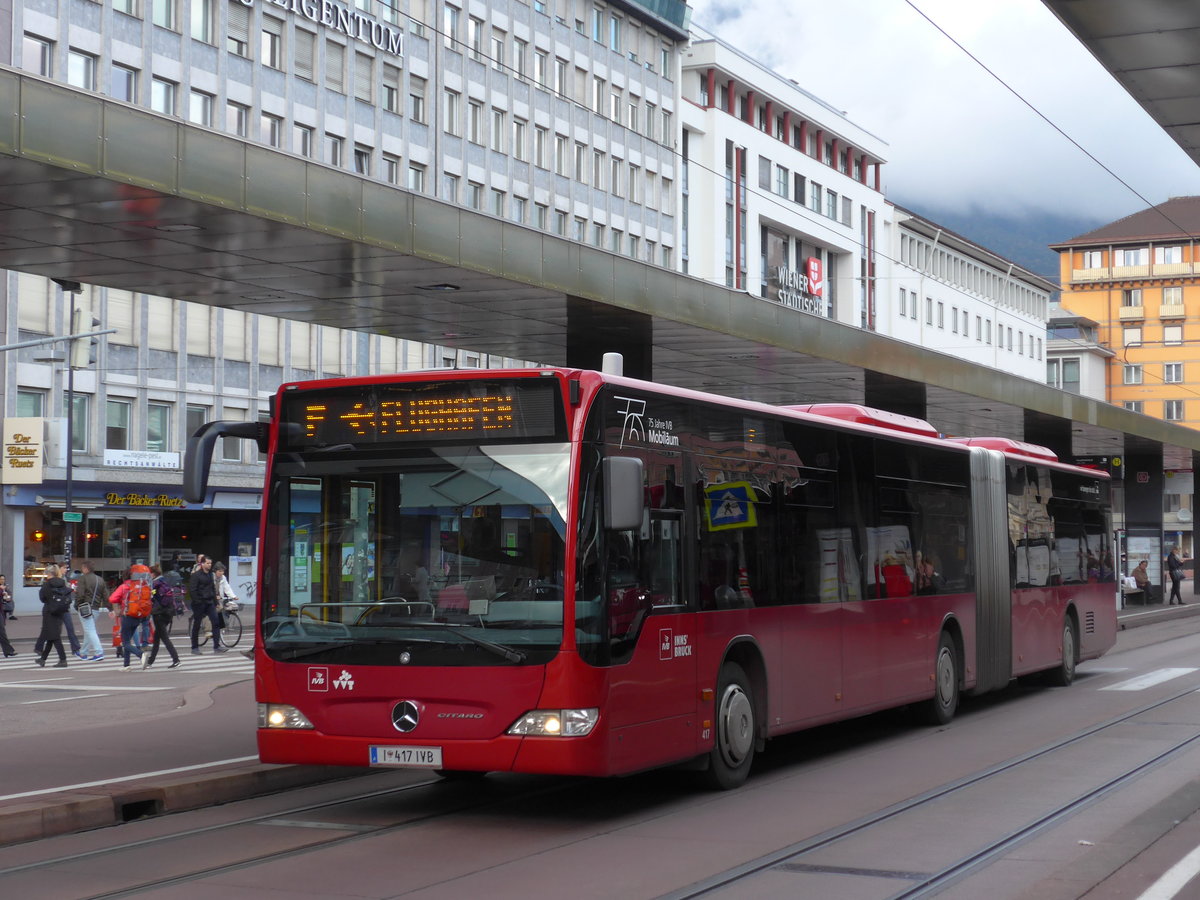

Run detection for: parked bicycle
[[170, 598, 243, 649]]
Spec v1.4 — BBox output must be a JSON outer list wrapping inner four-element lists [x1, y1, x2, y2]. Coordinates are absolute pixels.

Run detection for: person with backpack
[[145, 564, 181, 669], [73, 560, 107, 661], [188, 554, 227, 654], [108, 564, 154, 670], [35, 564, 71, 668]]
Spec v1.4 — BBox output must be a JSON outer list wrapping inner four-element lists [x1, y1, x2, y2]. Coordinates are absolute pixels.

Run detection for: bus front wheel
[[704, 662, 756, 790], [917, 632, 959, 726], [1046, 618, 1077, 687]]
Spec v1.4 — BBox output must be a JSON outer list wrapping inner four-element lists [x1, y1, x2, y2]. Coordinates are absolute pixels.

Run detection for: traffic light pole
[[62, 288, 77, 569]]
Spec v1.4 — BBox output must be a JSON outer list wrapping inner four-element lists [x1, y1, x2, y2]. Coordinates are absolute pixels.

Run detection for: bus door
[[604, 511, 697, 764]]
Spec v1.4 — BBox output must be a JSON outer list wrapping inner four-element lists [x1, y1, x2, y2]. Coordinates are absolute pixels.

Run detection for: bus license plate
[[369, 745, 443, 768]]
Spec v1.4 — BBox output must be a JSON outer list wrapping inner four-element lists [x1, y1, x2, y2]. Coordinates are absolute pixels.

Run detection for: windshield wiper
[[405, 622, 527, 663]]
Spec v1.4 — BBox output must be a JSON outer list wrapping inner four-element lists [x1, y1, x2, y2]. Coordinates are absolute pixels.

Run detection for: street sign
[[62, 511, 82, 523]]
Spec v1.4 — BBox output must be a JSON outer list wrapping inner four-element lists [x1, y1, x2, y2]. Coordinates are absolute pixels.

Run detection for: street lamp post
[[52, 280, 82, 570]]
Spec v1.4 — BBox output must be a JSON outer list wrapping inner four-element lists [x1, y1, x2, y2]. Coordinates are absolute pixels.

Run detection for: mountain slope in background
[[892, 200, 1107, 286]]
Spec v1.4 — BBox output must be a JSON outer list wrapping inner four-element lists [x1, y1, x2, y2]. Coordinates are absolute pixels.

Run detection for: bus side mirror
[[183, 420, 267, 504], [603, 456, 644, 531]]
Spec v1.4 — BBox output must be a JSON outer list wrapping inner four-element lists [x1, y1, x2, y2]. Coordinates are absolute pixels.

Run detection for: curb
[[1117, 602, 1200, 630], [0, 762, 355, 848]]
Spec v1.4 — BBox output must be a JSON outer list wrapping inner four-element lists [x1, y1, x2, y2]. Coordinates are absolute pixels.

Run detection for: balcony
[[1070, 262, 1197, 283], [1160, 304, 1187, 319], [1118, 305, 1145, 321]]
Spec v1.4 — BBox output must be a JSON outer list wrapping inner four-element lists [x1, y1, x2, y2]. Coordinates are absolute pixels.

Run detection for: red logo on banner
[[806, 257, 824, 297]]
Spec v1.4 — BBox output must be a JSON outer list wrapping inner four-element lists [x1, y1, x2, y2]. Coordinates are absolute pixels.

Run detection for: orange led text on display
[[304, 395, 517, 438]]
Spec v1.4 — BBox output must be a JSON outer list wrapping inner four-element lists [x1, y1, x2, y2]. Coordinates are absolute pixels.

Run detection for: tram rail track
[[6, 677, 1200, 899], [663, 681, 1200, 900]]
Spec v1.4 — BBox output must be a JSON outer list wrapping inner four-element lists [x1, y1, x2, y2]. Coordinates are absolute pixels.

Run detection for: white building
[[880, 205, 1052, 382], [678, 33, 887, 327], [1045, 304, 1112, 400]]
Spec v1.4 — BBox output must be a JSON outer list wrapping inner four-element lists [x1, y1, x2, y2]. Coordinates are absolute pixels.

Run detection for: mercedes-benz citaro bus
[[183, 356, 1116, 789]]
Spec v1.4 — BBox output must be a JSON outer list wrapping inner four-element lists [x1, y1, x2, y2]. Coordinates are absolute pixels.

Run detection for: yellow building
[[1051, 196, 1200, 427]]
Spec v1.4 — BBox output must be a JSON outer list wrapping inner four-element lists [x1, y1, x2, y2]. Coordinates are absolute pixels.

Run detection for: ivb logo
[[308, 666, 329, 691], [659, 628, 673, 661]]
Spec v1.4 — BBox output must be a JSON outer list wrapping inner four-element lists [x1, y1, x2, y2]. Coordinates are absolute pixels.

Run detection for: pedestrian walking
[[146, 564, 181, 669], [0, 574, 13, 622], [1167, 546, 1187, 605], [74, 560, 107, 660], [188, 555, 226, 654], [35, 565, 71, 668], [0, 581, 15, 656], [108, 565, 154, 670]]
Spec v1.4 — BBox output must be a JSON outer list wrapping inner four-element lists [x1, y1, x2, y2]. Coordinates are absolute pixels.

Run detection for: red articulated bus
[[184, 364, 1117, 789]]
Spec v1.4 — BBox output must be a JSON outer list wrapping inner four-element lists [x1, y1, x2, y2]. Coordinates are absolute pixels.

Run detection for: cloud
[[689, 0, 1200, 220]]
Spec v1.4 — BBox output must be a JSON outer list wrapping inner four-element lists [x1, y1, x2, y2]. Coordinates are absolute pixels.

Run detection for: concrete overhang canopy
[[1043, 0, 1200, 169], [0, 67, 1197, 467]]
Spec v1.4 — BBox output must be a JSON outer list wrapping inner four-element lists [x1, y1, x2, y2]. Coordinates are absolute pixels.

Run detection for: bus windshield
[[262, 443, 570, 666]]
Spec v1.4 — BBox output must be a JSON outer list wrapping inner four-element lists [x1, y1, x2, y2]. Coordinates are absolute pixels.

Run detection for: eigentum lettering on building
[[239, 0, 404, 56]]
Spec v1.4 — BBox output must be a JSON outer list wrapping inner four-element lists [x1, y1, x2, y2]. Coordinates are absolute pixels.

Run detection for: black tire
[[1046, 617, 1077, 687], [434, 769, 488, 781], [223, 612, 243, 649], [703, 662, 756, 790], [917, 632, 959, 726]]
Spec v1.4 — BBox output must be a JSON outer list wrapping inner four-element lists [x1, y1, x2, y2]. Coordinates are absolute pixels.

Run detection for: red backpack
[[125, 580, 152, 618]]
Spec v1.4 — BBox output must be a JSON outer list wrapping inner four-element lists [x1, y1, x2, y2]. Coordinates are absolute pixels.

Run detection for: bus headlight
[[258, 703, 314, 729], [507, 708, 599, 737]]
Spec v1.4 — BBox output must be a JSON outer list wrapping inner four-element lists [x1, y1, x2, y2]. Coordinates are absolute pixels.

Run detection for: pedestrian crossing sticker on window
[[704, 482, 757, 531]]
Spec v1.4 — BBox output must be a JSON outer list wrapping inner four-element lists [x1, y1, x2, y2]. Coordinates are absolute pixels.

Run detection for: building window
[[1082, 249, 1102, 268], [191, 0, 214, 42], [353, 51, 373, 101], [491, 108, 505, 152], [1165, 324, 1183, 345], [188, 89, 213, 125], [513, 118, 527, 160], [491, 188, 505, 217], [106, 399, 132, 450], [261, 16, 284, 68], [152, 0, 175, 27], [227, 0, 250, 56], [467, 101, 483, 144], [1156, 245, 1183, 264], [440, 171, 458, 200], [112, 64, 138, 102], [1123, 364, 1143, 385], [468, 16, 483, 61], [353, 144, 371, 175], [1123, 326, 1142, 346], [67, 50, 97, 89], [444, 89, 461, 135], [512, 196, 526, 224], [221, 412, 244, 461], [1165, 362, 1184, 383], [468, 182, 483, 209], [150, 77, 176, 115], [1165, 399, 1184, 421], [16, 390, 45, 418], [325, 133, 343, 166], [1122, 288, 1143, 308], [293, 123, 314, 157], [382, 64, 401, 113], [407, 163, 426, 192], [1124, 400, 1143, 413], [443, 3, 459, 50], [227, 101, 249, 136], [1164, 286, 1183, 305], [147, 403, 171, 452], [114, 0, 139, 15], [261, 113, 282, 147], [1047, 357, 1080, 393], [71, 395, 89, 453], [555, 135, 568, 175], [22, 35, 53, 76], [295, 29, 316, 80], [534, 126, 547, 168], [383, 154, 400, 184], [925, 297, 933, 325], [1120, 247, 1149, 266], [326, 41, 345, 92], [409, 76, 426, 123]]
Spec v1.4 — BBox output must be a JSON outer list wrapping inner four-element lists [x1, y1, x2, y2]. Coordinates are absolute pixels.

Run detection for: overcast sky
[[689, 0, 1200, 223]]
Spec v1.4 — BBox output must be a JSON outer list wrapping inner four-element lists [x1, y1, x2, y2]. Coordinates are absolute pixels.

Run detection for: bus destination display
[[282, 380, 562, 447]]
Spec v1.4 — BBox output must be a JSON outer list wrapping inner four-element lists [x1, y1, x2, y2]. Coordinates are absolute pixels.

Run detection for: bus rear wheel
[[704, 662, 756, 790], [1046, 618, 1077, 687], [917, 632, 959, 726]]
